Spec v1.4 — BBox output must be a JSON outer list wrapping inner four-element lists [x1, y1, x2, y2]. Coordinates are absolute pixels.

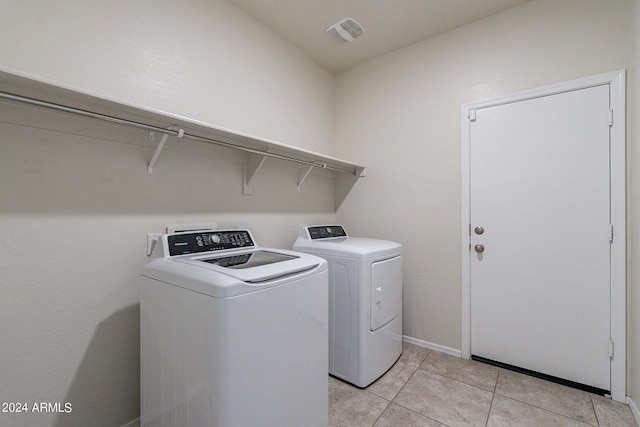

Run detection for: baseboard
[[121, 417, 140, 427], [403, 335, 462, 358], [628, 396, 640, 426]]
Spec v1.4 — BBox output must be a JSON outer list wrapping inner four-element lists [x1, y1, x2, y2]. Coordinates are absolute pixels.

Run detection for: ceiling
[[226, 0, 530, 74]]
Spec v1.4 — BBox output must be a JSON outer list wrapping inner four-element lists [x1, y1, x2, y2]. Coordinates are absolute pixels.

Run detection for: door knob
[[474, 244, 485, 253], [474, 226, 485, 235]]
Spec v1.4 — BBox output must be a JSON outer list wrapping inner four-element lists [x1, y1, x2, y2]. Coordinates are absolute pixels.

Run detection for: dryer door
[[370, 256, 402, 331]]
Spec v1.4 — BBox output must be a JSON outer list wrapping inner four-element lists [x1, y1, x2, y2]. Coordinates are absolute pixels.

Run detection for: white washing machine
[[141, 229, 328, 427], [293, 225, 402, 388]]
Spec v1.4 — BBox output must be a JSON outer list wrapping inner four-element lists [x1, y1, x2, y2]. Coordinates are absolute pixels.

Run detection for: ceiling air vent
[[325, 18, 365, 44]]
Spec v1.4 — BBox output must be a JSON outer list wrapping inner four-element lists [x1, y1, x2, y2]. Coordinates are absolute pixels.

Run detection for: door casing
[[460, 70, 626, 402]]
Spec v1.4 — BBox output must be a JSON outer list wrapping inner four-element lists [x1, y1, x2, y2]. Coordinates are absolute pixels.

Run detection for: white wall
[[335, 0, 638, 401], [0, 1, 337, 426]]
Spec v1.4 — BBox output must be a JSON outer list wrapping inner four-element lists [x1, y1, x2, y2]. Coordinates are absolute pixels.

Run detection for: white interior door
[[469, 84, 612, 391]]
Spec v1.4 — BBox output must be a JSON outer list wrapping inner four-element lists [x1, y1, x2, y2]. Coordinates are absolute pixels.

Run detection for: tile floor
[[329, 342, 638, 427]]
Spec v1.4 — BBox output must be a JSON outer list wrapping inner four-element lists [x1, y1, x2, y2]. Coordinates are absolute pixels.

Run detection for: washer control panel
[[168, 230, 254, 256], [307, 225, 348, 240]]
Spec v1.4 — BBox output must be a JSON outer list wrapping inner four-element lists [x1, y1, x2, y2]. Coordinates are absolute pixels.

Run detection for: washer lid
[[200, 250, 298, 270], [178, 249, 318, 282], [142, 248, 326, 298]]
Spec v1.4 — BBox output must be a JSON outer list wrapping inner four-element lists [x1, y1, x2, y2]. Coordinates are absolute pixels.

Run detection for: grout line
[[484, 370, 501, 426], [493, 392, 598, 427], [384, 401, 450, 427], [387, 360, 450, 427], [368, 399, 392, 427], [367, 358, 419, 427], [492, 373, 598, 427], [589, 393, 601, 427], [390, 355, 422, 402]]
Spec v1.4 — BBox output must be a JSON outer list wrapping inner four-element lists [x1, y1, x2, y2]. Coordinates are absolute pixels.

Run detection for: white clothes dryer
[[293, 225, 402, 388], [141, 229, 328, 427]]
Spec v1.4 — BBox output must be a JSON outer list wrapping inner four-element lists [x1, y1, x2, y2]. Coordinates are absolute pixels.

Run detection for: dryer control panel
[[307, 225, 347, 240], [168, 230, 254, 256]]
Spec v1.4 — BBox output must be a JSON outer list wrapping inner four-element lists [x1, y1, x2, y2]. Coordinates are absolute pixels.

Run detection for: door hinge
[[469, 110, 477, 122], [608, 109, 614, 127], [609, 224, 614, 242], [609, 339, 614, 358]]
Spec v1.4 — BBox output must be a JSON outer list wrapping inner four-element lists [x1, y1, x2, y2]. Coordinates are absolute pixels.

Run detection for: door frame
[[460, 70, 626, 402]]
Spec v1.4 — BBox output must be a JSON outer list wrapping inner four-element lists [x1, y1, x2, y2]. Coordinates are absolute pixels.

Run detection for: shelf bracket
[[297, 165, 314, 191], [243, 153, 268, 195], [297, 161, 325, 190], [147, 125, 183, 175]]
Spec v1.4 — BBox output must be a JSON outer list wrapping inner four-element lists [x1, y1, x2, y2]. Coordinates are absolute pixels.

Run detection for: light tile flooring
[[329, 343, 638, 427]]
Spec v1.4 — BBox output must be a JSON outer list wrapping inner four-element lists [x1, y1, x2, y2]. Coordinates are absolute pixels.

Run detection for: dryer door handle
[[375, 287, 382, 304]]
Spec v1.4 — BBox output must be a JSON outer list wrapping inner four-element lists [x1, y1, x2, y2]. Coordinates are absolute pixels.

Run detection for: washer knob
[[210, 234, 221, 244]]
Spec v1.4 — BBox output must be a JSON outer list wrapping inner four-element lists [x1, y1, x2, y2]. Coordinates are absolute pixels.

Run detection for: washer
[[293, 225, 402, 388], [141, 229, 328, 427]]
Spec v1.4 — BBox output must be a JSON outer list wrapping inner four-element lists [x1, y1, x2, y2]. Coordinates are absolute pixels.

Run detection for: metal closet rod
[[0, 91, 359, 176]]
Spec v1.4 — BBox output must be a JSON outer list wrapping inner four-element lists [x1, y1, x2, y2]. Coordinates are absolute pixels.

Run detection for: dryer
[[293, 225, 402, 388], [141, 229, 328, 427]]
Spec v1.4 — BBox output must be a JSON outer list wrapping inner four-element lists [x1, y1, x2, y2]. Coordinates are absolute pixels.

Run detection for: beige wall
[[1, 0, 639, 425], [0, 1, 337, 426], [335, 0, 638, 403], [0, 0, 334, 153]]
